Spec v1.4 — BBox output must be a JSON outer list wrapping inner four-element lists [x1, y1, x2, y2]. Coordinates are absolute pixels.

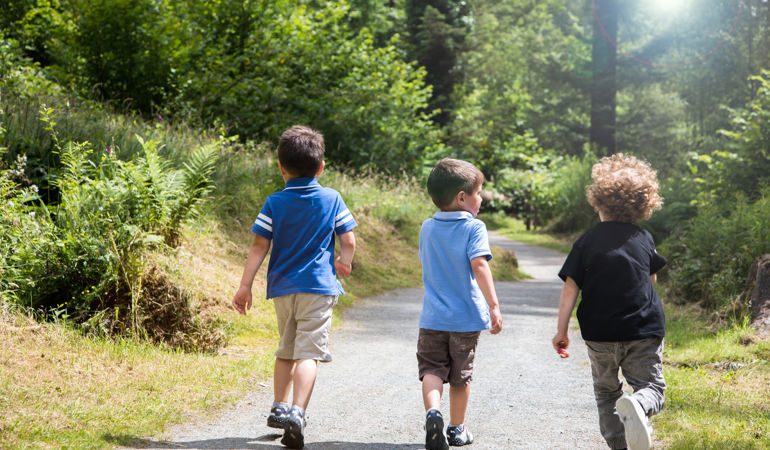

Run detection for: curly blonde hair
[[586, 153, 663, 223]]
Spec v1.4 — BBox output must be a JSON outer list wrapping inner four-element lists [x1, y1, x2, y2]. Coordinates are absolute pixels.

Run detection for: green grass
[[480, 211, 574, 253], [656, 304, 770, 449]]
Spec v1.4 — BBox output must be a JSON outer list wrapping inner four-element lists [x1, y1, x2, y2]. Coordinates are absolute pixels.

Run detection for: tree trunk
[[590, 0, 618, 155]]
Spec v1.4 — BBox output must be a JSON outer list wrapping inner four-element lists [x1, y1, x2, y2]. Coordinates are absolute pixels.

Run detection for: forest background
[[2, 0, 770, 448]]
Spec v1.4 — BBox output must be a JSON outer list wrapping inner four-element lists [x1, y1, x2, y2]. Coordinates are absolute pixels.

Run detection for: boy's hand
[[552, 333, 569, 353], [232, 286, 253, 315], [335, 256, 352, 277], [489, 305, 503, 334]]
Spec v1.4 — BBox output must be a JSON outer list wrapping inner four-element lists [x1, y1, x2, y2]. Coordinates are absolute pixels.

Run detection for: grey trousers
[[585, 337, 666, 450]]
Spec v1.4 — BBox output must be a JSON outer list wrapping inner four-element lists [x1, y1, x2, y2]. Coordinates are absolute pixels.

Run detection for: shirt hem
[[267, 287, 344, 300]]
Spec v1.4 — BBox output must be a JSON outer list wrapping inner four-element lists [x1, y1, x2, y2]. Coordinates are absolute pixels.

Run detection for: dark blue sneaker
[[425, 409, 449, 450], [281, 406, 306, 449], [267, 403, 290, 429], [447, 424, 474, 446]]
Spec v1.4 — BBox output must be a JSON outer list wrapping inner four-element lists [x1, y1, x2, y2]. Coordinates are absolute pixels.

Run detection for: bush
[[663, 186, 770, 314], [0, 116, 222, 349], [546, 153, 597, 233]]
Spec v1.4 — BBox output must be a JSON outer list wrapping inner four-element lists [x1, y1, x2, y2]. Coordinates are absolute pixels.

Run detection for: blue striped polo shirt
[[251, 177, 357, 299]]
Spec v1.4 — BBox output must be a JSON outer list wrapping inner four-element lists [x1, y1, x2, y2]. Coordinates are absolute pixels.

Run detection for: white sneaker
[[616, 394, 652, 450]]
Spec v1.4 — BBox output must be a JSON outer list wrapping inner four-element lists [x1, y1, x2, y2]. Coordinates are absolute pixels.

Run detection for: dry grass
[[0, 312, 263, 447]]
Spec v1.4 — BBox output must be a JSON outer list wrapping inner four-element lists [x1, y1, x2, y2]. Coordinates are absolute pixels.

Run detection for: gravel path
[[132, 231, 605, 449]]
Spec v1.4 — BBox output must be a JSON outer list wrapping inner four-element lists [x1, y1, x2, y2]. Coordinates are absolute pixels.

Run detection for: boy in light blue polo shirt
[[417, 158, 503, 450], [232, 125, 357, 449]]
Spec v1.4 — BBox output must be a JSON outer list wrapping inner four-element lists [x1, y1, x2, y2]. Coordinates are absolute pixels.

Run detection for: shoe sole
[[281, 417, 305, 449], [425, 413, 449, 450], [267, 415, 286, 429], [616, 395, 652, 450]]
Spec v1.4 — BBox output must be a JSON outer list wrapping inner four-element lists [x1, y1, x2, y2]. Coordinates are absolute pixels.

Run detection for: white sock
[[273, 401, 290, 409], [291, 405, 306, 417], [449, 423, 465, 431]]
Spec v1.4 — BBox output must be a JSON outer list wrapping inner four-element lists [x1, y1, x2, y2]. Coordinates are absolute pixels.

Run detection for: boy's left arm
[[552, 276, 579, 351], [471, 256, 503, 334], [335, 230, 356, 277]]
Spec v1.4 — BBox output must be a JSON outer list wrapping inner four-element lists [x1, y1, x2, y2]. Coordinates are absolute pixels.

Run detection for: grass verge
[[655, 304, 770, 449]]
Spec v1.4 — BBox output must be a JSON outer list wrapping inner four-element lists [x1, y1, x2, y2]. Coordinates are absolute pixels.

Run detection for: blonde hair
[[586, 153, 663, 223]]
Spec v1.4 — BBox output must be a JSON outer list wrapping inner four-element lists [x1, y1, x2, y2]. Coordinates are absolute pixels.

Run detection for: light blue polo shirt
[[251, 177, 357, 299], [418, 211, 493, 332]]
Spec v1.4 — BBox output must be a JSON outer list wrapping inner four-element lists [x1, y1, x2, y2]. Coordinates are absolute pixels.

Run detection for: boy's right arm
[[232, 234, 271, 315], [471, 256, 503, 334], [335, 230, 356, 277], [552, 276, 579, 350]]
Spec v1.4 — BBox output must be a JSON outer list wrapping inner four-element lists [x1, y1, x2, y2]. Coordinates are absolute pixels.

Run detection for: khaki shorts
[[416, 328, 481, 387], [274, 293, 337, 362]]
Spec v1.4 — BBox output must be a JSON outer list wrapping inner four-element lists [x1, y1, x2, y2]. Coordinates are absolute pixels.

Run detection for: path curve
[[133, 231, 604, 449]]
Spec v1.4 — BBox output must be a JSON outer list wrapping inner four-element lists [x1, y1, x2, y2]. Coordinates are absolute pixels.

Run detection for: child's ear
[[315, 160, 325, 176]]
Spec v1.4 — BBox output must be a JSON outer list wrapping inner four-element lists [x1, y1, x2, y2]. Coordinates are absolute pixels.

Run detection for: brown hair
[[427, 158, 484, 209], [586, 153, 663, 223], [277, 125, 325, 178]]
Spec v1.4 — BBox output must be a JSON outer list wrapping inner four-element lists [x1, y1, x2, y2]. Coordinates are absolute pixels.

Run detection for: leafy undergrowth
[[653, 304, 770, 449]]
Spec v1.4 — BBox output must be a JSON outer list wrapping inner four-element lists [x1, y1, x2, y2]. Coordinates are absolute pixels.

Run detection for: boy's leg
[[270, 295, 297, 428], [290, 294, 337, 409], [274, 358, 295, 403], [585, 340, 627, 450], [291, 358, 318, 410], [447, 331, 480, 426], [445, 332, 479, 447], [620, 337, 666, 416], [417, 329, 451, 450], [423, 373, 444, 410], [448, 385, 470, 425]]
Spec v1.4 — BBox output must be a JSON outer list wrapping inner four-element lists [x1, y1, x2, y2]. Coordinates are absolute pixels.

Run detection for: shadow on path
[[118, 434, 422, 449]]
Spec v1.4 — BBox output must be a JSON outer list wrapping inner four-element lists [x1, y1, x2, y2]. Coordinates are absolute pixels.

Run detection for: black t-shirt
[[558, 221, 667, 341]]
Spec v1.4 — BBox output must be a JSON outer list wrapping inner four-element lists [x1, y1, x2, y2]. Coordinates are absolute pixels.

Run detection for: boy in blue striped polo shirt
[[232, 125, 357, 449], [417, 158, 503, 450]]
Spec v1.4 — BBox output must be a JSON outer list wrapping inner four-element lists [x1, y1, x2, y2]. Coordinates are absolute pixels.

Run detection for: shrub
[[663, 186, 770, 314], [0, 114, 222, 349]]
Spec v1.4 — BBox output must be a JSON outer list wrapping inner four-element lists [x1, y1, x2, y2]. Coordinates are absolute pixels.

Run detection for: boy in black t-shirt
[[553, 154, 666, 450]]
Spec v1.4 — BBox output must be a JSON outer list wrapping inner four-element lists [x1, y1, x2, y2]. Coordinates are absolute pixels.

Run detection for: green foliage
[[0, 110, 219, 344], [405, 0, 471, 125], [546, 153, 598, 233], [691, 72, 770, 203], [447, 82, 539, 180], [616, 84, 690, 177], [663, 186, 770, 312], [170, 0, 440, 173], [71, 0, 173, 112]]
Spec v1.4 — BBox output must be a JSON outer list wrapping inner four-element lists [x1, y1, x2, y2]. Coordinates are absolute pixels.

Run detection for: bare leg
[[291, 358, 318, 409], [422, 374, 444, 411], [449, 385, 471, 425], [274, 358, 295, 403]]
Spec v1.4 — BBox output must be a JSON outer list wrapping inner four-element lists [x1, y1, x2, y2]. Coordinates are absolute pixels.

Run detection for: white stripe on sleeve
[[335, 209, 351, 221], [257, 213, 272, 225], [336, 214, 354, 228], [255, 219, 272, 232]]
